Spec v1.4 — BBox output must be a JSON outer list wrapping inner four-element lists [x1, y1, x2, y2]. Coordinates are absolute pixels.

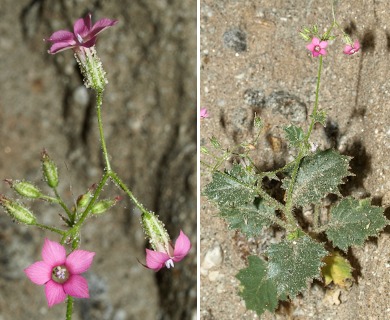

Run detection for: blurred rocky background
[[0, 0, 196, 319]]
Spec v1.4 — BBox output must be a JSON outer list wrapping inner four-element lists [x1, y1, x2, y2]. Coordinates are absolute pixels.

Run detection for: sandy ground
[[200, 0, 390, 319], [0, 1, 196, 319]]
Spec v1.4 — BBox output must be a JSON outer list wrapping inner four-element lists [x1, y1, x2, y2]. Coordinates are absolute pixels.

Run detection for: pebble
[[223, 27, 247, 52], [201, 243, 224, 275]]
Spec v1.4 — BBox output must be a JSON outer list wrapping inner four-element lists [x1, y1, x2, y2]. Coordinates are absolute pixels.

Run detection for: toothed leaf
[[203, 164, 257, 207], [220, 198, 275, 236], [284, 125, 305, 148], [283, 149, 351, 207], [267, 236, 328, 297], [326, 197, 388, 251], [236, 256, 279, 316]]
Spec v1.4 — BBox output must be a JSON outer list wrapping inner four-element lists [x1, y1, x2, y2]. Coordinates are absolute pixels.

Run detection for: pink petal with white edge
[[74, 14, 92, 38], [45, 280, 66, 307], [65, 250, 95, 274], [42, 239, 66, 266], [24, 261, 52, 285], [173, 230, 191, 262], [63, 274, 89, 298], [47, 30, 75, 42], [145, 249, 170, 271]]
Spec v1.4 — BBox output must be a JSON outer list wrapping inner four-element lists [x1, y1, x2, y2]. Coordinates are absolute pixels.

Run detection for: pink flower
[[343, 40, 360, 55], [306, 37, 328, 57], [200, 108, 209, 119], [46, 13, 118, 54], [24, 239, 95, 307], [146, 230, 191, 271]]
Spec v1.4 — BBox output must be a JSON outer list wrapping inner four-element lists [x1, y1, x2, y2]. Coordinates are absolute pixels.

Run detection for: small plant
[[0, 13, 191, 318], [202, 5, 388, 317]]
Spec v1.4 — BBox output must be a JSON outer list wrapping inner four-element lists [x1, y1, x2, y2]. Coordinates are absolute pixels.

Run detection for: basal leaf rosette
[[325, 197, 388, 251], [283, 149, 352, 207], [236, 256, 279, 316], [267, 236, 328, 297]]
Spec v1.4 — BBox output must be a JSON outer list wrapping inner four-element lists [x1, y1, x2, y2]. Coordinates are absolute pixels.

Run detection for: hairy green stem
[[285, 56, 323, 228], [35, 223, 65, 235], [66, 296, 73, 320], [96, 91, 111, 171], [53, 188, 74, 220]]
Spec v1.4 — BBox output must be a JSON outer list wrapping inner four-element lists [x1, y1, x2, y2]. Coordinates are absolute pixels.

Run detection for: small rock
[[223, 27, 247, 52], [201, 243, 224, 275], [264, 91, 307, 123], [208, 270, 224, 282], [323, 288, 341, 306], [243, 88, 265, 107]]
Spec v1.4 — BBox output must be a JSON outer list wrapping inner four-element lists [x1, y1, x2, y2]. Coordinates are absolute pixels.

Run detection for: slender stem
[[35, 223, 65, 235], [285, 56, 324, 227], [96, 91, 111, 171], [66, 296, 73, 320], [109, 172, 150, 215], [53, 188, 73, 220], [39, 195, 60, 203]]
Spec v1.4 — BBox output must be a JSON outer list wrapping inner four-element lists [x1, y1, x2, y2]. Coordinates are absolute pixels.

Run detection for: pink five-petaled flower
[[24, 238, 95, 308], [306, 37, 328, 57], [46, 13, 118, 54], [343, 40, 360, 55], [145, 230, 191, 272], [200, 108, 209, 119]]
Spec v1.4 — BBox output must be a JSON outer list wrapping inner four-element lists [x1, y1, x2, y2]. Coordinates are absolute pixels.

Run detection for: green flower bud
[[0, 195, 36, 225], [76, 184, 96, 208], [90, 196, 120, 214], [141, 211, 171, 252], [41, 150, 59, 188], [5, 179, 42, 199]]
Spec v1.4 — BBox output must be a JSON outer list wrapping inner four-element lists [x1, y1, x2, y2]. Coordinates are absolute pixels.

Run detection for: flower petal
[[312, 37, 320, 45], [343, 45, 353, 54], [65, 250, 95, 274], [63, 274, 89, 298], [48, 42, 76, 54], [45, 280, 66, 307], [24, 261, 52, 285], [88, 18, 119, 39], [354, 40, 360, 51], [145, 249, 169, 271], [74, 13, 92, 38], [306, 43, 315, 51], [319, 41, 328, 49], [173, 230, 191, 262], [42, 238, 66, 266], [47, 30, 75, 43]]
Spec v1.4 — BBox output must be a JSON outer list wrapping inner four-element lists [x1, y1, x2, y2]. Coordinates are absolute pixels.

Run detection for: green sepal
[[0, 195, 36, 225], [41, 150, 59, 188], [6, 179, 42, 199]]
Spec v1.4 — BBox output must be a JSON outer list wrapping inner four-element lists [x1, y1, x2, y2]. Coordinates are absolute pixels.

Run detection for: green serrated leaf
[[283, 149, 351, 207], [236, 256, 279, 316], [220, 198, 275, 236], [267, 236, 328, 297], [310, 110, 327, 126], [326, 197, 388, 251], [203, 164, 257, 207], [284, 125, 305, 147]]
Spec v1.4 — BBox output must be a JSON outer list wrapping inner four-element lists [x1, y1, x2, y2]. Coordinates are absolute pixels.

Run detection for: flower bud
[[41, 150, 59, 188], [5, 179, 42, 199], [90, 196, 120, 214], [141, 211, 171, 252], [0, 195, 37, 225], [76, 184, 96, 209]]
